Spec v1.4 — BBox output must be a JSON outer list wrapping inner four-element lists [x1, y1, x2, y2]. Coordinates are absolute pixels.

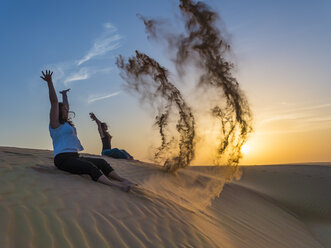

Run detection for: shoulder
[[49, 122, 71, 132], [49, 123, 63, 131]]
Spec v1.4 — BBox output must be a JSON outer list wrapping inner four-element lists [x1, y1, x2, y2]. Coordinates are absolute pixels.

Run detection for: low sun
[[241, 144, 249, 154]]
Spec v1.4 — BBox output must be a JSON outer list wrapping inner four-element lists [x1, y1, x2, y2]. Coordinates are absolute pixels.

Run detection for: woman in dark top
[[41, 70, 134, 191], [89, 113, 133, 159]]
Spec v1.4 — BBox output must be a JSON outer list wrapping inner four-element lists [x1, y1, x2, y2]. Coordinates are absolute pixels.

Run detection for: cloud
[[87, 91, 121, 103], [42, 22, 122, 105], [259, 113, 306, 125], [77, 23, 122, 66], [64, 68, 89, 84], [63, 67, 113, 85], [279, 102, 331, 114], [257, 102, 331, 133], [104, 22, 116, 30], [304, 116, 331, 122]]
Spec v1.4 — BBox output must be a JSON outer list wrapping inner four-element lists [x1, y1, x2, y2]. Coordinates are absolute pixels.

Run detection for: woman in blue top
[[41, 70, 134, 191], [89, 113, 133, 160]]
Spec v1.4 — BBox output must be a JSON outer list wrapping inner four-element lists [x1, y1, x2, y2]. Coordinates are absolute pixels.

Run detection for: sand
[[0, 146, 330, 248]]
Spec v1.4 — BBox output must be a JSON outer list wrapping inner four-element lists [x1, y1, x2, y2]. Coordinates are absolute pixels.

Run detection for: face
[[61, 105, 69, 120]]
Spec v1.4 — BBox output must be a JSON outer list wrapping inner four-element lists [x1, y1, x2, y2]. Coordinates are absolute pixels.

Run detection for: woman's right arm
[[59, 88, 70, 109], [41, 70, 60, 129]]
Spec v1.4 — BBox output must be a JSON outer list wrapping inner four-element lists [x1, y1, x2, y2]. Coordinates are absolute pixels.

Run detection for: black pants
[[54, 153, 114, 181]]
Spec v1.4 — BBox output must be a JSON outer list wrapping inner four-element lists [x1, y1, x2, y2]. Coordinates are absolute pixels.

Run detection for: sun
[[241, 144, 249, 154]]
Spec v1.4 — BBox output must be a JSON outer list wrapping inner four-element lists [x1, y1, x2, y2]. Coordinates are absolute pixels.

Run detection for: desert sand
[[0, 146, 330, 248]]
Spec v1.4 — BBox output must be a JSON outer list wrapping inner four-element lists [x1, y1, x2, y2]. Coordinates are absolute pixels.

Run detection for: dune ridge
[[0, 146, 329, 248]]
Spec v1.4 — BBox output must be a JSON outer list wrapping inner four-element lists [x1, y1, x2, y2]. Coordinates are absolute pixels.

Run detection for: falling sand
[[119, 0, 252, 173], [117, 51, 195, 172]]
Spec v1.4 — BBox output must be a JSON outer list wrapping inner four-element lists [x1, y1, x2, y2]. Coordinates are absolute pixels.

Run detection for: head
[[58, 102, 74, 126], [101, 122, 108, 132]]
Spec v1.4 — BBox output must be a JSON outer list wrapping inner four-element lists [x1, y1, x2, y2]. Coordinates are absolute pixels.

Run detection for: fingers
[[59, 88, 70, 94], [61, 89, 70, 93], [41, 70, 53, 75], [41, 70, 53, 76]]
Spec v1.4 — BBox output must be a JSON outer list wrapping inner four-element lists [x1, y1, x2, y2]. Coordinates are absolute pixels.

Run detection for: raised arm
[[89, 112, 105, 138], [59, 88, 70, 110], [41, 70, 60, 129]]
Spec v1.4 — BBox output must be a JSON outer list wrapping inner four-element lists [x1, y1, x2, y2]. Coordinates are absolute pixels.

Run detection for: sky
[[0, 0, 330, 165]]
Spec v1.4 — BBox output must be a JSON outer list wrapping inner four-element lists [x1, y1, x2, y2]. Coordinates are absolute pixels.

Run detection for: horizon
[[1, 0, 331, 165]]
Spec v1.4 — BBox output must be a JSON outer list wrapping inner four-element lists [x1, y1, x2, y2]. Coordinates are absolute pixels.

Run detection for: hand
[[40, 70, 53, 83], [89, 112, 97, 121], [59, 89, 70, 95]]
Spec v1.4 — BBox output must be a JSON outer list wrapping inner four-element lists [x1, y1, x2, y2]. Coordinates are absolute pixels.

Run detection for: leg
[[81, 157, 113, 176], [81, 157, 136, 187], [56, 156, 129, 191], [82, 157, 121, 182], [108, 170, 125, 181], [109, 171, 137, 186], [57, 156, 104, 181], [120, 149, 133, 159], [97, 175, 130, 192], [108, 148, 128, 159]]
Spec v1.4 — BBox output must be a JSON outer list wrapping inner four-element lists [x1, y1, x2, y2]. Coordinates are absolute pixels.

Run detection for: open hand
[[60, 89, 70, 95], [40, 70, 53, 83]]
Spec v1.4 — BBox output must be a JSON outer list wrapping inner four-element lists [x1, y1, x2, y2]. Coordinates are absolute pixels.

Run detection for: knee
[[90, 166, 103, 181], [100, 158, 110, 166]]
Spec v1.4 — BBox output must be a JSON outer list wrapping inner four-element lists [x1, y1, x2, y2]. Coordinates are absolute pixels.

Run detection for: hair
[[58, 102, 75, 126]]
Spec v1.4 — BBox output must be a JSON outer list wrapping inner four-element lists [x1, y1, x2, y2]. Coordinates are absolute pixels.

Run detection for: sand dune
[[0, 146, 329, 248], [234, 164, 331, 246]]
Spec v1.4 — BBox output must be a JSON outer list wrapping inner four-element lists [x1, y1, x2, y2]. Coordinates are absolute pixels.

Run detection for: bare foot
[[122, 179, 138, 187], [120, 184, 131, 192]]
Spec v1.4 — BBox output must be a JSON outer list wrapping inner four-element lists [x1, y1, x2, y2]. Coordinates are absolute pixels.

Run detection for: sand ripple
[[0, 147, 329, 248]]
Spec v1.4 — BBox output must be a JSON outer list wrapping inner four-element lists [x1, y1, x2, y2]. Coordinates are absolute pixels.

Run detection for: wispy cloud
[[42, 22, 122, 104], [257, 102, 331, 134], [63, 67, 112, 85], [88, 91, 121, 103], [64, 67, 89, 84], [77, 23, 122, 66]]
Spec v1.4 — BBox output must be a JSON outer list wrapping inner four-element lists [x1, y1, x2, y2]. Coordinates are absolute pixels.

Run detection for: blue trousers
[[102, 148, 133, 159]]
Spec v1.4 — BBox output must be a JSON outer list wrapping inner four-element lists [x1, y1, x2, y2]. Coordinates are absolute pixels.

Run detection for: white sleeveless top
[[49, 122, 84, 157]]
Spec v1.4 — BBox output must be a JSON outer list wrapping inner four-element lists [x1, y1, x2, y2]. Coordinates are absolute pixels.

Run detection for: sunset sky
[[1, 0, 330, 165]]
